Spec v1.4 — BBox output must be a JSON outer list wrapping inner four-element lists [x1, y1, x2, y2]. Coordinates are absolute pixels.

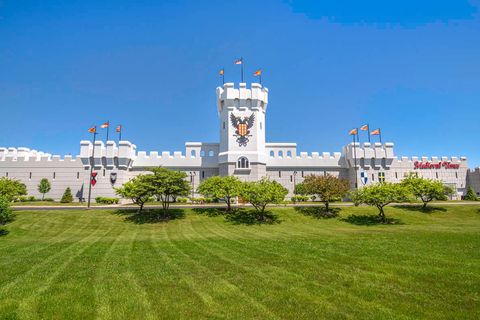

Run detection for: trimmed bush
[[95, 197, 119, 204], [177, 197, 188, 203], [60, 187, 74, 203], [43, 198, 55, 202], [291, 195, 309, 203], [464, 187, 478, 201], [0, 197, 14, 225]]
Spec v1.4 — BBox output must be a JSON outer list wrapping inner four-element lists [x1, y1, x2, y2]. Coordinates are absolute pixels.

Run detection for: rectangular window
[[103, 169, 106, 177], [435, 172, 438, 179], [202, 171, 205, 178], [455, 172, 458, 179], [29, 172, 32, 179], [77, 172, 80, 180], [53, 172, 56, 180], [395, 172, 398, 179], [279, 171, 281, 178], [301, 171, 304, 177], [6, 172, 8, 177], [379, 172, 385, 183], [372, 173, 375, 181], [290, 175, 293, 182]]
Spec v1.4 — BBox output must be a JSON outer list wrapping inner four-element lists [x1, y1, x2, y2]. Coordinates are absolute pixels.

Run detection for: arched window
[[287, 150, 292, 157], [191, 150, 196, 157], [269, 150, 274, 157], [208, 150, 214, 157], [200, 150, 205, 157], [237, 157, 249, 169], [278, 150, 284, 157]]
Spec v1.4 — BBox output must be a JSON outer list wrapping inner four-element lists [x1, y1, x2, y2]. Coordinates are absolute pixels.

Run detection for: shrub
[[291, 195, 309, 203], [43, 198, 54, 202], [0, 177, 27, 202], [464, 187, 478, 201], [60, 187, 74, 203], [177, 197, 188, 203], [0, 197, 14, 225], [95, 197, 119, 204]]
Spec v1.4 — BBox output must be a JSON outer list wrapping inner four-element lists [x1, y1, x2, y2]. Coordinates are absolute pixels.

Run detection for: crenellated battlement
[[216, 82, 268, 114], [0, 147, 77, 162]]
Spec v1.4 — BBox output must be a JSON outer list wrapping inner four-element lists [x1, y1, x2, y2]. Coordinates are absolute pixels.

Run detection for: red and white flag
[[100, 121, 109, 129], [234, 58, 243, 65]]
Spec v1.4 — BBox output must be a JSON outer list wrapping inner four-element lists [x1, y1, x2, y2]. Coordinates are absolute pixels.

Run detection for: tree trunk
[[139, 202, 144, 213], [42, 193, 45, 201], [378, 206, 386, 223], [422, 201, 428, 210], [325, 201, 329, 213], [226, 197, 231, 212]]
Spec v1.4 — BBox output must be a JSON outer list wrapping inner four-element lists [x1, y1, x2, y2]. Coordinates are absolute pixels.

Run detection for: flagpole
[[106, 121, 110, 142], [119, 126, 122, 141], [222, 70, 225, 84], [353, 131, 359, 189], [241, 57, 244, 83], [259, 73, 262, 85], [87, 127, 97, 209], [379, 129, 382, 144], [367, 123, 371, 143]]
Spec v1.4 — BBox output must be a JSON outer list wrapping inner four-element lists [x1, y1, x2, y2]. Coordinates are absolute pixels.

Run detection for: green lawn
[[0, 205, 479, 319]]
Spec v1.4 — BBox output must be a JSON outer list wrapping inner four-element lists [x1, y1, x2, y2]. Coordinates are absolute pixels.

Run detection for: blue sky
[[1, 0, 479, 165]]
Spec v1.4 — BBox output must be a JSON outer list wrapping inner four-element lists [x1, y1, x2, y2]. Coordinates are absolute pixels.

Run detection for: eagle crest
[[230, 113, 255, 147]]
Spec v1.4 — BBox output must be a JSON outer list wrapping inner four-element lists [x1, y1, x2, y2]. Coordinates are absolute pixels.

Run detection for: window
[[301, 171, 304, 177], [455, 172, 458, 179], [279, 151, 283, 157], [237, 157, 249, 169], [29, 172, 32, 179], [395, 172, 398, 179], [208, 150, 214, 157], [223, 122, 226, 129], [191, 150, 196, 157], [290, 175, 293, 182], [270, 150, 274, 157], [372, 173, 375, 181], [77, 172, 80, 180], [5, 172, 8, 177], [379, 172, 385, 183], [202, 171, 205, 178], [435, 172, 438, 179], [200, 150, 205, 157], [279, 171, 281, 177], [287, 151, 292, 157], [53, 172, 56, 180]]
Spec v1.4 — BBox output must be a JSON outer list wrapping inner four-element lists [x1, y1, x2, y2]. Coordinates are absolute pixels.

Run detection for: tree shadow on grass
[[192, 207, 227, 217], [294, 206, 340, 219], [114, 209, 185, 224], [0, 229, 9, 237], [225, 209, 280, 225], [341, 214, 404, 226], [394, 205, 447, 214]]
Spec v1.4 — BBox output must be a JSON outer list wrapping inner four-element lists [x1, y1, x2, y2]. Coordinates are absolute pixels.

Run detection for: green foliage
[[43, 198, 54, 202], [0, 177, 27, 202], [0, 197, 15, 225], [464, 186, 478, 201], [401, 174, 453, 208], [198, 176, 242, 211], [60, 187, 74, 203], [241, 178, 288, 219], [16, 196, 37, 202], [294, 182, 307, 196], [190, 197, 214, 204], [37, 178, 51, 200], [291, 195, 309, 203], [95, 197, 119, 204], [148, 168, 191, 215], [301, 174, 350, 212], [115, 174, 153, 212], [351, 182, 410, 223], [176, 197, 188, 203]]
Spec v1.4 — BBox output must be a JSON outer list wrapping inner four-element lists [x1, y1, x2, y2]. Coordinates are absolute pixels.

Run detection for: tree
[[294, 182, 307, 196], [0, 177, 27, 202], [198, 176, 242, 212], [37, 178, 51, 200], [149, 168, 191, 216], [60, 187, 74, 203], [115, 175, 153, 213], [464, 186, 478, 201], [241, 178, 288, 220], [301, 174, 349, 212], [0, 197, 14, 226], [351, 183, 410, 223], [401, 174, 453, 209]]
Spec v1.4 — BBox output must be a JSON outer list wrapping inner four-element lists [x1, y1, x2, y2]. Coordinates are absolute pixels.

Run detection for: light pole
[[293, 171, 298, 195], [189, 171, 196, 199]]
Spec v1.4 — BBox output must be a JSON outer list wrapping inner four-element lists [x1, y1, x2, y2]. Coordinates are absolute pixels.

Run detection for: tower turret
[[216, 82, 268, 180]]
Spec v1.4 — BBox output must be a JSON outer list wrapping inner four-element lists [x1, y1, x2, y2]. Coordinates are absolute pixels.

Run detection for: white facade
[[0, 82, 477, 201]]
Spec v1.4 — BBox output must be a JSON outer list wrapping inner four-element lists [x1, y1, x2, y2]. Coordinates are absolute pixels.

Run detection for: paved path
[[12, 201, 480, 211]]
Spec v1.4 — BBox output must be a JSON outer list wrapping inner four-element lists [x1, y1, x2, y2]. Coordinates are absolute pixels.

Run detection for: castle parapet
[[216, 83, 269, 114]]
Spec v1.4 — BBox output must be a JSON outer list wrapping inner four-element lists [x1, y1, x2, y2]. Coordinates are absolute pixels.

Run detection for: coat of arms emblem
[[230, 113, 255, 147], [110, 172, 117, 185], [360, 172, 368, 185]]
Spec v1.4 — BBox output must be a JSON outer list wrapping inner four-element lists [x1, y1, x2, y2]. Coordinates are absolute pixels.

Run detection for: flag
[[371, 129, 381, 135], [100, 122, 109, 129], [234, 58, 243, 65], [360, 124, 369, 131], [349, 128, 358, 135], [253, 69, 262, 77], [116, 125, 122, 133], [219, 68, 224, 76], [88, 126, 96, 133]]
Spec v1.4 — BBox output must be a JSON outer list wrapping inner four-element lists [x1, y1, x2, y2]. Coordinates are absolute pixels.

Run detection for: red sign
[[414, 161, 460, 170], [91, 172, 98, 186]]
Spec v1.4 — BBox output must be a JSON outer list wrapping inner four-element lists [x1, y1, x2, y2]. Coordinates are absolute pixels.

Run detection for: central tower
[[216, 83, 268, 180]]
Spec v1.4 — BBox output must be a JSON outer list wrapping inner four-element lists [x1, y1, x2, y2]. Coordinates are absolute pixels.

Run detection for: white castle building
[[1, 82, 479, 201]]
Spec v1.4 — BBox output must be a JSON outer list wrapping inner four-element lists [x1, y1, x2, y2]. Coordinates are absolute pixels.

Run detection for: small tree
[[302, 174, 349, 212], [60, 187, 74, 203], [37, 178, 51, 200], [294, 182, 307, 196], [149, 168, 191, 216], [198, 176, 242, 212], [464, 186, 478, 201], [0, 197, 14, 226], [401, 175, 453, 209], [241, 178, 288, 220], [351, 182, 410, 223], [115, 175, 153, 213], [0, 177, 27, 202]]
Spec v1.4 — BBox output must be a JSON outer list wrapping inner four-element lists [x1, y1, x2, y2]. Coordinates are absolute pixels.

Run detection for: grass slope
[[0, 205, 479, 319]]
